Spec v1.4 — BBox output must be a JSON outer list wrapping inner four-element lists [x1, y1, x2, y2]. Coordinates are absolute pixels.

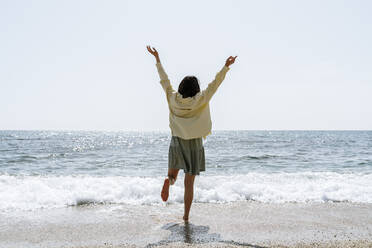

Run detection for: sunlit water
[[1, 130, 371, 211]]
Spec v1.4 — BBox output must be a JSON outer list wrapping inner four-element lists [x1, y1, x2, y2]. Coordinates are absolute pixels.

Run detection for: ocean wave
[[239, 154, 278, 160], [0, 172, 371, 211]]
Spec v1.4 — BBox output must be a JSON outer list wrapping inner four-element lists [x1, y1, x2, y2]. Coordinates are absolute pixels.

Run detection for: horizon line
[[0, 129, 371, 132]]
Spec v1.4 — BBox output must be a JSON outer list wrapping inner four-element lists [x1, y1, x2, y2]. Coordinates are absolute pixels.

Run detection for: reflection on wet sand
[[146, 222, 267, 247]]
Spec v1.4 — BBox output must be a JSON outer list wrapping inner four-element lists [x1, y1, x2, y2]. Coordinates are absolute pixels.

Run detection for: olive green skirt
[[168, 136, 205, 175]]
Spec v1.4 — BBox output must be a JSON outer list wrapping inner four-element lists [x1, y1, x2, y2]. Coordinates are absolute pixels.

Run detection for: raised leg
[[161, 168, 179, 202], [168, 168, 179, 185], [183, 173, 196, 221]]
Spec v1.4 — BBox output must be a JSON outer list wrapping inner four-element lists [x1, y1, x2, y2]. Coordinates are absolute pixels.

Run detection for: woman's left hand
[[147, 45, 160, 62]]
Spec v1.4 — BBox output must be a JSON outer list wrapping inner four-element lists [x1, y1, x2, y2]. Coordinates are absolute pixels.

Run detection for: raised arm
[[201, 55, 237, 102], [147, 45, 174, 99], [147, 45, 161, 63]]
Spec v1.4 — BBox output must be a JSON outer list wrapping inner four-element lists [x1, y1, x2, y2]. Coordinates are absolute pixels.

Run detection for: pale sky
[[1, 0, 371, 131]]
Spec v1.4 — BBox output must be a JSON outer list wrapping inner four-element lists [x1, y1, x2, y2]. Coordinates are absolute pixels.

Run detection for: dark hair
[[178, 76, 200, 98]]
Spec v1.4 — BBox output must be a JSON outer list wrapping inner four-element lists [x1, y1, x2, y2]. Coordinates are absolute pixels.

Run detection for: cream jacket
[[156, 62, 230, 140]]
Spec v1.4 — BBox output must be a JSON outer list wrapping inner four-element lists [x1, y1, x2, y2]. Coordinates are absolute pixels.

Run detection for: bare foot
[[183, 215, 189, 222], [161, 178, 170, 202]]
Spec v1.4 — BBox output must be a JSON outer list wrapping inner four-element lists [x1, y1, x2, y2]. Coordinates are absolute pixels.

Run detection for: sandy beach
[[1, 201, 371, 248]]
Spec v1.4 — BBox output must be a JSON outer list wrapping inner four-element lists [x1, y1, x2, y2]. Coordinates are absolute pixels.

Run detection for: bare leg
[[161, 168, 179, 201], [168, 168, 179, 185], [183, 173, 196, 221]]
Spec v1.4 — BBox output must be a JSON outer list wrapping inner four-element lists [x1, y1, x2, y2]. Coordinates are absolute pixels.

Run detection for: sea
[[0, 130, 371, 213]]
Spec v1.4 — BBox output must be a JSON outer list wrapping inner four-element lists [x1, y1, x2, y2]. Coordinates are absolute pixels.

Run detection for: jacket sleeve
[[156, 62, 175, 100], [200, 65, 230, 103]]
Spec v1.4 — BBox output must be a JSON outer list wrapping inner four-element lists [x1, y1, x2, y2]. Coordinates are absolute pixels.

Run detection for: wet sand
[[0, 202, 371, 248]]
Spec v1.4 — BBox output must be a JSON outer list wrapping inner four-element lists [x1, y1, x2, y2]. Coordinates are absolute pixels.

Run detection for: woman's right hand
[[225, 56, 238, 68], [147, 45, 160, 62]]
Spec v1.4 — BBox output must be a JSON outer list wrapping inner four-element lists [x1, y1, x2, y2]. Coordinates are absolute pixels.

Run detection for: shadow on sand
[[146, 222, 267, 248]]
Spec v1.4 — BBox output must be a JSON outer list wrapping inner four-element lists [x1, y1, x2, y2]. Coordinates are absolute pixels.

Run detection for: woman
[[147, 45, 237, 221]]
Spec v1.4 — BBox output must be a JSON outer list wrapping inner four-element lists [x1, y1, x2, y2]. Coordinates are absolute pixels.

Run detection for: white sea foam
[[0, 172, 371, 211]]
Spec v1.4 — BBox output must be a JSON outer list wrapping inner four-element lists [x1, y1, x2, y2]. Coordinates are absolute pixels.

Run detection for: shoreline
[[1, 202, 371, 248]]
